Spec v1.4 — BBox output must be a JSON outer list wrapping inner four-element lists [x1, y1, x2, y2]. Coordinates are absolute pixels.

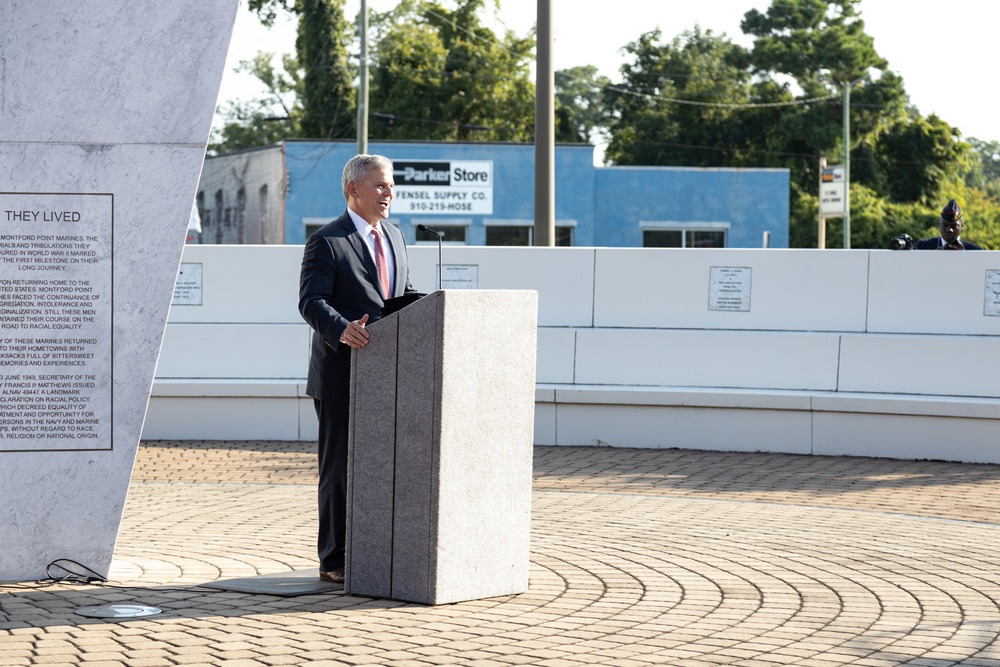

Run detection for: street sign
[[820, 165, 846, 217]]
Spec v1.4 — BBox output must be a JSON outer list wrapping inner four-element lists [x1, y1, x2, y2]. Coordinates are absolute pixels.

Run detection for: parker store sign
[[392, 160, 493, 215]]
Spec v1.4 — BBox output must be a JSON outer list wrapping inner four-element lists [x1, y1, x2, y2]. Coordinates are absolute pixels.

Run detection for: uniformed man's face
[[940, 218, 963, 244], [348, 166, 394, 225]]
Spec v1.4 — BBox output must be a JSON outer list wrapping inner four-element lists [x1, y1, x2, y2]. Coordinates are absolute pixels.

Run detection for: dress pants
[[315, 399, 350, 572]]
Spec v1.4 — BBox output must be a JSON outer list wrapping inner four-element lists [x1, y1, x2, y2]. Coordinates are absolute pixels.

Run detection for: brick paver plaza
[[5, 442, 1000, 666]]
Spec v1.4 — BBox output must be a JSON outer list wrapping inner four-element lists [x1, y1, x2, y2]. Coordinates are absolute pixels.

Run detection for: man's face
[[348, 165, 394, 225], [940, 218, 963, 244]]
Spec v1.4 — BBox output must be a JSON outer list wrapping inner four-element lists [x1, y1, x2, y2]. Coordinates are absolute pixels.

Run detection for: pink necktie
[[372, 228, 391, 297]]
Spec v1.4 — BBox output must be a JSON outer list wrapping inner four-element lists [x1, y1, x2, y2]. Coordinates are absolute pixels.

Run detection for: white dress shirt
[[347, 208, 396, 295]]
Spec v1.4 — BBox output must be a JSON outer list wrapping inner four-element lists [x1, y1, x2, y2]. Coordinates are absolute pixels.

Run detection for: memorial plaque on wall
[[172, 262, 203, 306], [441, 264, 479, 290], [985, 270, 1000, 317], [0, 193, 113, 452], [708, 266, 752, 312]]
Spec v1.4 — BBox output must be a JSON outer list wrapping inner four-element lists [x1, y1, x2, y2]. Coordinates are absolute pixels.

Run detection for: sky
[[216, 0, 1000, 148]]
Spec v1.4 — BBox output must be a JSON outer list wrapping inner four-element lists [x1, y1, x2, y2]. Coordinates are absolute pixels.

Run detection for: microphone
[[417, 224, 443, 291]]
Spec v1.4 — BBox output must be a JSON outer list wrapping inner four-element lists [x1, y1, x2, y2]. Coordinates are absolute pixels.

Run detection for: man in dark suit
[[299, 154, 417, 584], [916, 199, 983, 250]]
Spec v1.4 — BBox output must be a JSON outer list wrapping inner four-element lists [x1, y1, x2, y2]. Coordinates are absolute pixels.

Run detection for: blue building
[[195, 140, 789, 248]]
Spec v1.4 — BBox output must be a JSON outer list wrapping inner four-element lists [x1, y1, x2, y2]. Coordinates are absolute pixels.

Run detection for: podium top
[[381, 292, 426, 317]]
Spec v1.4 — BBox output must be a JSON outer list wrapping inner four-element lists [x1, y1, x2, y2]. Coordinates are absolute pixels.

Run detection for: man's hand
[[340, 313, 370, 349], [941, 241, 966, 250]]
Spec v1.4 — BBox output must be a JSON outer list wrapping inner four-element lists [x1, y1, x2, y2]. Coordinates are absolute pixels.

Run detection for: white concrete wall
[[146, 245, 1000, 463]]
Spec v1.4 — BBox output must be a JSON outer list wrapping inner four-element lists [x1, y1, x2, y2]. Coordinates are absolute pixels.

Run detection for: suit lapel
[[384, 224, 406, 298], [341, 214, 383, 297]]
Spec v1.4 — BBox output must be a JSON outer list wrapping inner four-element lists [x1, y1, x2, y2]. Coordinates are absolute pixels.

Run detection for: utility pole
[[533, 0, 554, 246], [818, 156, 827, 249], [842, 77, 862, 249], [357, 0, 369, 155]]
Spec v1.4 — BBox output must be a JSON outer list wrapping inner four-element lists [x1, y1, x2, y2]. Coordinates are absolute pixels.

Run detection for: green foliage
[[296, 0, 355, 139], [210, 53, 302, 155], [555, 66, 611, 143], [965, 138, 1000, 199], [743, 0, 886, 86], [602, 0, 980, 249], [367, 0, 535, 142], [604, 27, 788, 168], [934, 186, 1000, 250], [864, 114, 969, 203], [739, 0, 907, 196], [209, 100, 291, 154], [247, 0, 294, 27], [233, 0, 354, 142], [795, 183, 1000, 251]]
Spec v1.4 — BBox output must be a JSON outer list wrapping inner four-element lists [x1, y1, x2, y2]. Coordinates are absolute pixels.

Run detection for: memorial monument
[[0, 1, 240, 580]]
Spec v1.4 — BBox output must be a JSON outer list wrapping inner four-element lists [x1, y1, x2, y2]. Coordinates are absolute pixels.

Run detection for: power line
[[604, 85, 839, 109]]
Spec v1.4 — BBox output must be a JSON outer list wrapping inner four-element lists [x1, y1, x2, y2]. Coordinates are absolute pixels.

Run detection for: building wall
[[281, 141, 598, 247], [594, 166, 790, 248], [195, 144, 285, 244], [198, 140, 789, 248]]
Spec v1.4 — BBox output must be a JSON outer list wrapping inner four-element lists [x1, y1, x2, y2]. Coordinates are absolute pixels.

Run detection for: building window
[[236, 187, 246, 243], [642, 225, 728, 248], [689, 230, 725, 247], [643, 230, 682, 247], [214, 190, 224, 244], [259, 185, 269, 241], [303, 217, 337, 241], [416, 224, 467, 244], [196, 191, 206, 226], [486, 225, 573, 246]]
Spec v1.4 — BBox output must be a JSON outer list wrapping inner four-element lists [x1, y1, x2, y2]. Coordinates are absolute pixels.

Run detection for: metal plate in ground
[[201, 568, 341, 596], [75, 604, 162, 618]]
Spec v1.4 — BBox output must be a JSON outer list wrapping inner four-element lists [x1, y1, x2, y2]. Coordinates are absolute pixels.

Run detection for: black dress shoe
[[319, 568, 345, 584]]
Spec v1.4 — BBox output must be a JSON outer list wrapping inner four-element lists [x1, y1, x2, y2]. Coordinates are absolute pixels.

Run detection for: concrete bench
[[145, 379, 315, 441], [534, 383, 1000, 463]]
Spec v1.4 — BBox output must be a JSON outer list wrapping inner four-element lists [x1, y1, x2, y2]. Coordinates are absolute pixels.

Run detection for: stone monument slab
[[0, 0, 239, 580]]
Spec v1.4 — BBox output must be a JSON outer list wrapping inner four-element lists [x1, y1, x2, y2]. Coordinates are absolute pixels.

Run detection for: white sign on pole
[[392, 160, 493, 215], [820, 165, 846, 217]]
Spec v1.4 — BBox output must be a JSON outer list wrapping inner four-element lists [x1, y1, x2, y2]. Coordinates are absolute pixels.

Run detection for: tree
[[247, 0, 355, 140], [367, 0, 535, 142], [742, 0, 886, 88], [965, 138, 1000, 199], [741, 0, 906, 188], [602, 0, 975, 248], [868, 114, 968, 204], [210, 53, 301, 155], [604, 27, 789, 168], [555, 66, 610, 143]]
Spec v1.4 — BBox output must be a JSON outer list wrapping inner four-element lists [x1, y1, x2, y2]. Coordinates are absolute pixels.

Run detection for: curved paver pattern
[[3, 442, 1000, 666]]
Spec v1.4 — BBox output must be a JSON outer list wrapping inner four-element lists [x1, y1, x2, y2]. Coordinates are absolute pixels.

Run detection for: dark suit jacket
[[916, 236, 983, 250], [299, 211, 416, 401]]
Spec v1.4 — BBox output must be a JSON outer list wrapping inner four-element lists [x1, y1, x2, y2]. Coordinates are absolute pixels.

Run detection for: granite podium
[[0, 1, 239, 580], [346, 290, 538, 604]]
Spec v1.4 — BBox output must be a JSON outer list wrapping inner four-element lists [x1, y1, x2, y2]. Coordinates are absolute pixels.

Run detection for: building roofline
[[206, 143, 283, 159], [281, 137, 595, 149], [599, 165, 790, 174]]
